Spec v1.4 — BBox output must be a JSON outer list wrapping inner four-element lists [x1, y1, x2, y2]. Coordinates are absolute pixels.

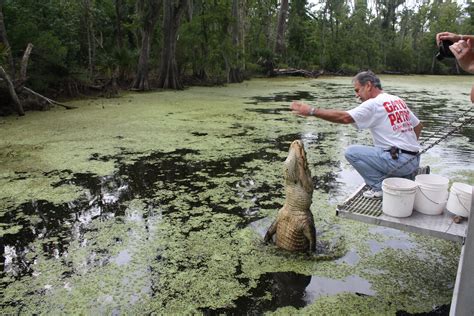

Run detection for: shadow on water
[[202, 272, 312, 315]]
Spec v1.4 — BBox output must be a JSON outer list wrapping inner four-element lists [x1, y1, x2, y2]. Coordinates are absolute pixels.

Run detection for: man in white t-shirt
[[290, 71, 423, 199]]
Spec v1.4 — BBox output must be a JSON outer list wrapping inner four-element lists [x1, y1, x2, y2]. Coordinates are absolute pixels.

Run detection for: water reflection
[[202, 272, 375, 314], [245, 90, 319, 105], [304, 275, 375, 302], [365, 227, 417, 256], [335, 248, 360, 266]]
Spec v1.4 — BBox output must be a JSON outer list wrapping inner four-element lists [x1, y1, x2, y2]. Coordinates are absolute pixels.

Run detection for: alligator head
[[284, 140, 314, 207]]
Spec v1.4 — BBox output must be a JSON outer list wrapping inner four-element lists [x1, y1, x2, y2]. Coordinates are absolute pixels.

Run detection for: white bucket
[[382, 178, 418, 218], [414, 174, 449, 215], [446, 182, 473, 218]]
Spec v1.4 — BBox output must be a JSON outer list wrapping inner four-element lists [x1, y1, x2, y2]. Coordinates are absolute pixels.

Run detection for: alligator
[[264, 140, 316, 252]]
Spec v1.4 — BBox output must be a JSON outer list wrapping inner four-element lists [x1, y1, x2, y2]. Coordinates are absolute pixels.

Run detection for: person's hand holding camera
[[450, 39, 474, 74], [437, 32, 474, 103], [436, 32, 474, 74]]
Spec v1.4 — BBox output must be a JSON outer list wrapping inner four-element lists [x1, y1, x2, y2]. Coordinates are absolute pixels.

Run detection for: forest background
[[0, 0, 473, 115]]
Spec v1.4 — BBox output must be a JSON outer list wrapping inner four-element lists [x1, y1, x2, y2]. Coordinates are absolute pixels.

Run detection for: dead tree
[[0, 66, 24, 115], [1, 43, 76, 115]]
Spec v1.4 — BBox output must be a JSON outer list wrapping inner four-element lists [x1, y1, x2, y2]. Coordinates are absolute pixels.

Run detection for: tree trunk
[[0, 3, 15, 78], [0, 66, 24, 116], [192, 4, 209, 80], [274, 0, 289, 56], [114, 0, 125, 81], [114, 0, 125, 50], [132, 0, 161, 91], [228, 0, 244, 83], [157, 0, 188, 90], [132, 30, 153, 90], [82, 0, 96, 79]]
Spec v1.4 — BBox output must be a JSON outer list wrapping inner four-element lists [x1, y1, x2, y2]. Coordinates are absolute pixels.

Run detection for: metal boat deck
[[336, 184, 468, 243]]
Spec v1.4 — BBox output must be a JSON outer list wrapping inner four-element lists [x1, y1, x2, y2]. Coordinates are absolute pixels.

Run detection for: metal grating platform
[[336, 184, 468, 243], [338, 184, 383, 217]]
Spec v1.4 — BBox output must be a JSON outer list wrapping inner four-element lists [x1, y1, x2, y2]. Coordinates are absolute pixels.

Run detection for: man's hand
[[290, 101, 313, 116], [449, 39, 474, 74], [436, 32, 461, 46]]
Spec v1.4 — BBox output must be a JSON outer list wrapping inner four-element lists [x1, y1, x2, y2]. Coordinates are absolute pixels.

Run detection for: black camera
[[436, 40, 455, 61]]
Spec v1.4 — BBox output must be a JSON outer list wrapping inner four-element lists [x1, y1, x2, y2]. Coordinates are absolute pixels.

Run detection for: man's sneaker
[[363, 189, 383, 199]]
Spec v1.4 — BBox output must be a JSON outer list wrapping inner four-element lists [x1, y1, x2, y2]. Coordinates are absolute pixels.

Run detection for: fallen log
[[22, 87, 76, 110], [382, 70, 407, 75]]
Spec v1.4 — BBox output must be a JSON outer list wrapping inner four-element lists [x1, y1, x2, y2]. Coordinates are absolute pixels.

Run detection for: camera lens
[[437, 40, 455, 60]]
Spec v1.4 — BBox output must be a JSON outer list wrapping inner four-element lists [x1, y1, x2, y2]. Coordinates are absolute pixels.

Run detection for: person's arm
[[413, 122, 423, 140], [290, 101, 354, 124]]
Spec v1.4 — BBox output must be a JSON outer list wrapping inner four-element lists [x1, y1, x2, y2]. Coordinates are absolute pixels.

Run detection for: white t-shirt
[[346, 92, 420, 152]]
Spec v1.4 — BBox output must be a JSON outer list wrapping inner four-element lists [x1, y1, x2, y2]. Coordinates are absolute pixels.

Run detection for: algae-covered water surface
[[1, 76, 473, 314]]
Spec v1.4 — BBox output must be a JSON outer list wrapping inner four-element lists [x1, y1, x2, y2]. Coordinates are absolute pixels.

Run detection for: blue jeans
[[344, 145, 420, 191]]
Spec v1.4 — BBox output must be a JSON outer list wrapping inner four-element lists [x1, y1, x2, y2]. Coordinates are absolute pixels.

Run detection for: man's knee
[[344, 145, 361, 162]]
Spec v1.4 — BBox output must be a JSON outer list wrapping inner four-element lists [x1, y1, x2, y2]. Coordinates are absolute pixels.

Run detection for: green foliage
[[386, 45, 413, 72], [112, 46, 137, 74], [0, 0, 471, 93], [339, 63, 360, 74], [178, 0, 236, 79]]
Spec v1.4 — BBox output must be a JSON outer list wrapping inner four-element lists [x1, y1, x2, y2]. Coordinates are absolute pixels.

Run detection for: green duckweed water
[[1, 76, 473, 314]]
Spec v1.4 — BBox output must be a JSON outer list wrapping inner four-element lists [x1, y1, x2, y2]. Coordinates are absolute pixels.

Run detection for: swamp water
[[1, 76, 473, 314]]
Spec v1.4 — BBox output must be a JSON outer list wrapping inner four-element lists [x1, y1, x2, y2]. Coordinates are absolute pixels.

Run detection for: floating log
[[272, 68, 323, 78]]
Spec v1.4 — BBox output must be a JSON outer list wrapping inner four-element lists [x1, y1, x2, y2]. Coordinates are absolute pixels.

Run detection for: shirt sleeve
[[409, 110, 420, 127], [346, 101, 375, 129]]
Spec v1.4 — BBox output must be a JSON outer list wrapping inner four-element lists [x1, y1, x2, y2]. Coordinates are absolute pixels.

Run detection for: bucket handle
[[455, 193, 471, 212], [418, 187, 447, 205]]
